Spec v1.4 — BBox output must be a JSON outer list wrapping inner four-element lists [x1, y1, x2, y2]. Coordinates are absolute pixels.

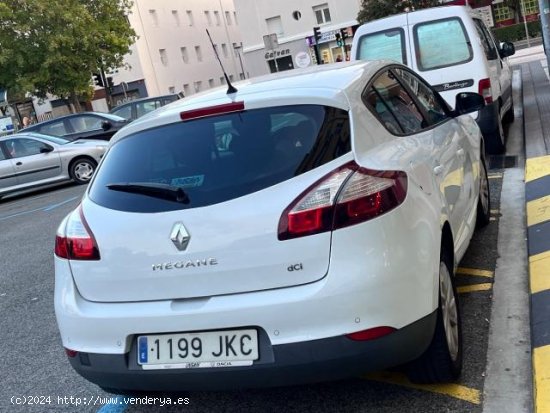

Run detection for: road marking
[[97, 396, 128, 413], [457, 283, 492, 294], [490, 209, 500, 214], [488, 173, 503, 179], [0, 196, 78, 221], [534, 345, 550, 413], [364, 371, 481, 404], [43, 196, 80, 211], [456, 267, 494, 278], [526, 155, 550, 183], [490, 217, 497, 221], [527, 195, 550, 227], [530, 250, 550, 294]]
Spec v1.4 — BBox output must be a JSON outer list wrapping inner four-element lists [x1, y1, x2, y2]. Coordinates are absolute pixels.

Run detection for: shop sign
[[265, 49, 291, 60]]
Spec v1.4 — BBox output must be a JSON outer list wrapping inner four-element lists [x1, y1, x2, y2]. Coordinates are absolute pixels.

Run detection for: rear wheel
[[476, 157, 491, 228], [406, 248, 462, 383], [70, 158, 97, 185], [485, 113, 505, 154], [503, 100, 515, 124]]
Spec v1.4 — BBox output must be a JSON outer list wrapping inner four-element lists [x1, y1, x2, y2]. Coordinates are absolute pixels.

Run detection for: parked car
[[54, 60, 490, 393], [0, 132, 108, 199], [109, 94, 181, 121], [24, 112, 129, 141], [351, 5, 515, 153]]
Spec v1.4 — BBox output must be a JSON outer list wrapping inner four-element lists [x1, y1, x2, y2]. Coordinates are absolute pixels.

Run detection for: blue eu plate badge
[[138, 336, 148, 364]]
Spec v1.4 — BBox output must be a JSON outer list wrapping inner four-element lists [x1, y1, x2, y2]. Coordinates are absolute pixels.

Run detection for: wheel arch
[[440, 221, 455, 273]]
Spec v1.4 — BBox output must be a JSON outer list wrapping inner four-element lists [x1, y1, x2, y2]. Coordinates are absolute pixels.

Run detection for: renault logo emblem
[[170, 222, 190, 251]]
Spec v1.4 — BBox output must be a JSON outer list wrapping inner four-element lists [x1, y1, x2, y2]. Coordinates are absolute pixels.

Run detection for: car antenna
[[206, 29, 238, 95]]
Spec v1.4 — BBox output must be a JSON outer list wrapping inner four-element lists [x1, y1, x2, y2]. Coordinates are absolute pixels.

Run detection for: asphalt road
[[0, 148, 512, 412]]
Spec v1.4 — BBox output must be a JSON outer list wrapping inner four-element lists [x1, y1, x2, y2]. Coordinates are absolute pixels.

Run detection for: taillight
[[180, 101, 245, 121], [64, 348, 78, 358], [346, 326, 397, 341], [278, 162, 407, 240], [55, 207, 100, 260], [478, 78, 493, 104]]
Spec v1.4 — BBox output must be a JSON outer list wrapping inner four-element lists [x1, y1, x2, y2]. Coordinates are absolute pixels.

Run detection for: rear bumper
[[68, 312, 436, 392]]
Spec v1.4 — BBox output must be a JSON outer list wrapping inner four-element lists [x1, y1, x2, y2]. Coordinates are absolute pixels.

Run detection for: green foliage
[[0, 0, 136, 107], [492, 21, 542, 42], [357, 0, 440, 25]]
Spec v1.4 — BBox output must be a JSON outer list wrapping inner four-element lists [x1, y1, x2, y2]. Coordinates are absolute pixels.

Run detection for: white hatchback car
[[54, 60, 490, 392]]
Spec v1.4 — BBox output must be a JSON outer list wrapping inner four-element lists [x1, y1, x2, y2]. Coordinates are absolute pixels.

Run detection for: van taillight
[[55, 207, 100, 260], [278, 162, 407, 240], [478, 78, 493, 104]]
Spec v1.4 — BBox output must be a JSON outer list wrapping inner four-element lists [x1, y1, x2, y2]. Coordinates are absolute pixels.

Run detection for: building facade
[[233, 0, 361, 78], [101, 0, 244, 108]]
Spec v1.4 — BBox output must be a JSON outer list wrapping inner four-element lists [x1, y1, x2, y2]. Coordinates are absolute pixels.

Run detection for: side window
[[111, 105, 132, 120], [394, 68, 449, 125], [414, 18, 473, 71], [473, 19, 498, 60], [0, 144, 7, 160], [70, 116, 103, 133], [136, 100, 161, 118], [364, 70, 425, 135], [39, 121, 67, 137], [356, 28, 406, 64], [5, 138, 49, 158]]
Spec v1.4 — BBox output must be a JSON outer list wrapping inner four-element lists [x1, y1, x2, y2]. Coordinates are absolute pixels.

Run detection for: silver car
[[0, 132, 107, 199]]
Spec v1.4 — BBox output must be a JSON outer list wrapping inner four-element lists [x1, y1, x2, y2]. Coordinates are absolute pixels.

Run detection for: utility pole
[[539, 0, 550, 71]]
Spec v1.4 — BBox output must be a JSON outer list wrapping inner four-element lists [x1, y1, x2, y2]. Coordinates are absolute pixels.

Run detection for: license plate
[[137, 329, 258, 370]]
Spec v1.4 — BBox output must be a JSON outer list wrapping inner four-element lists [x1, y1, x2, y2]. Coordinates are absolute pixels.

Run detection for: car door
[[5, 137, 62, 185], [394, 68, 475, 247], [0, 143, 19, 191]]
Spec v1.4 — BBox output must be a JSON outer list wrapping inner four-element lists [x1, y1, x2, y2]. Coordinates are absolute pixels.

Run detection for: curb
[[521, 56, 550, 413]]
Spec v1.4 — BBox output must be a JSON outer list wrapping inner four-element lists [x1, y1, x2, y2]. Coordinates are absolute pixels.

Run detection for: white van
[[351, 5, 515, 154]]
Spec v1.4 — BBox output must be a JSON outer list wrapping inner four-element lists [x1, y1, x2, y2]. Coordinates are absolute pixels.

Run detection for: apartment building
[[233, 0, 361, 77], [105, 0, 244, 107]]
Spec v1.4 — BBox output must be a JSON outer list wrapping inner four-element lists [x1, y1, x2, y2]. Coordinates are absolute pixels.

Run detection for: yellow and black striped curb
[[526, 155, 550, 412]]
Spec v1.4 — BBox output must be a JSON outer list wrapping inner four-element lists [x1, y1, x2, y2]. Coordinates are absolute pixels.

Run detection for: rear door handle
[[433, 165, 444, 176], [16, 162, 22, 166]]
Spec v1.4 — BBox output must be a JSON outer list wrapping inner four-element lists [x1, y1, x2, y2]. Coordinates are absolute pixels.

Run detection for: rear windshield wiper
[[106, 182, 190, 204]]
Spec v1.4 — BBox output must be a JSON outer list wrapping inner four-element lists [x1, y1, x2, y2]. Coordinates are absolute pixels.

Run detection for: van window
[[414, 17, 472, 71], [356, 28, 406, 64], [473, 19, 498, 61], [89, 105, 351, 212]]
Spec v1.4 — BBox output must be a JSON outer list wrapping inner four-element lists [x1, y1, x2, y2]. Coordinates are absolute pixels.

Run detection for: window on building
[[225, 11, 232, 25], [186, 10, 194, 26], [493, 4, 513, 22], [240, 73, 245, 80], [159, 49, 168, 66], [234, 11, 238, 25], [169, 86, 176, 94], [183, 83, 191, 96], [214, 11, 221, 26], [220, 76, 226, 85], [229, 75, 234, 82], [181, 47, 189, 63], [195, 46, 203, 62], [205, 10, 212, 26], [172, 10, 180, 26], [194, 81, 202, 93], [522, 0, 539, 15], [149, 9, 158, 27], [222, 43, 228, 58], [208, 78, 215, 88], [266, 16, 284, 38], [313, 4, 331, 25]]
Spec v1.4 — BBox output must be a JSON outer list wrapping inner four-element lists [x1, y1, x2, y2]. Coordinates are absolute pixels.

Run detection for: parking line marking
[[526, 155, 550, 183], [457, 283, 492, 294], [42, 196, 80, 211], [530, 251, 550, 294], [490, 217, 497, 221], [527, 195, 550, 227], [488, 173, 503, 179], [364, 371, 481, 404], [534, 345, 550, 412], [491, 209, 500, 214], [456, 267, 494, 278]]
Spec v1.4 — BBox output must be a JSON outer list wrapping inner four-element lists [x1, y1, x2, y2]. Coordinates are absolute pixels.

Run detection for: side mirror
[[40, 145, 54, 153], [101, 120, 112, 131], [453, 92, 485, 116], [499, 41, 515, 58]]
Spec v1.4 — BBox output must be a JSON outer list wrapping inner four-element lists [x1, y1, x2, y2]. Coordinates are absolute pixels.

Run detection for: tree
[[0, 0, 136, 112], [357, 0, 441, 25]]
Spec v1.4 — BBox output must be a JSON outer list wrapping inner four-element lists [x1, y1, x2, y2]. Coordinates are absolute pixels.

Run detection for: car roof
[[111, 60, 389, 143]]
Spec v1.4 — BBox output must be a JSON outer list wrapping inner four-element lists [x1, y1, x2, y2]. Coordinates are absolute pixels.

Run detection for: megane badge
[[170, 222, 190, 251]]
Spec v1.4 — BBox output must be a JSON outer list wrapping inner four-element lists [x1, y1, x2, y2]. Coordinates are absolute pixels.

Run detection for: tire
[[503, 99, 515, 124], [485, 113, 505, 154], [69, 157, 97, 185], [476, 157, 491, 228], [406, 248, 463, 384]]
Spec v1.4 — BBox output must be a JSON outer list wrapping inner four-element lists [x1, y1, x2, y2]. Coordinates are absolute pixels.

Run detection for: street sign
[[263, 33, 279, 50]]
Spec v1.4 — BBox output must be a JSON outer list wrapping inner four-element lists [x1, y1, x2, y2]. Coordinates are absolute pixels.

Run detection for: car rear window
[[89, 104, 351, 213], [356, 28, 406, 64], [414, 17, 472, 71]]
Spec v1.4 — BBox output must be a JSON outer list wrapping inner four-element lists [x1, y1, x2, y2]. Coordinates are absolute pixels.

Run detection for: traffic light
[[92, 73, 104, 87], [340, 28, 350, 40], [335, 32, 343, 47], [106, 76, 114, 89], [313, 26, 322, 44]]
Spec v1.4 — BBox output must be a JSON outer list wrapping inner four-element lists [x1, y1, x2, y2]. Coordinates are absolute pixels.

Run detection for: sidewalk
[[512, 46, 550, 413]]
